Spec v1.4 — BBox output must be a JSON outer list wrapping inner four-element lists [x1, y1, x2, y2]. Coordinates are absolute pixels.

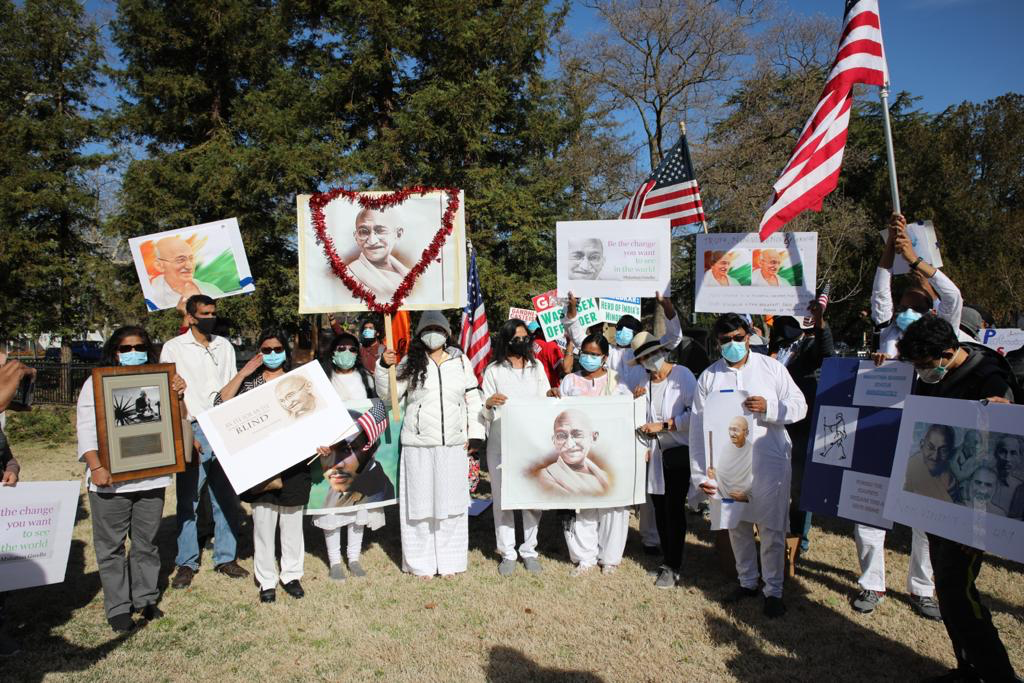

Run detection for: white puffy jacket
[[375, 347, 485, 447]]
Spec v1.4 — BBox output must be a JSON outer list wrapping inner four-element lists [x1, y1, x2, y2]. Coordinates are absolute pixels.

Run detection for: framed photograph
[[128, 218, 255, 312], [92, 364, 186, 483], [555, 219, 671, 299], [297, 189, 467, 313]]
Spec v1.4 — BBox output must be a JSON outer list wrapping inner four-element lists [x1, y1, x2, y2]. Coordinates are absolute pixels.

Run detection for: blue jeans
[[175, 423, 240, 570]]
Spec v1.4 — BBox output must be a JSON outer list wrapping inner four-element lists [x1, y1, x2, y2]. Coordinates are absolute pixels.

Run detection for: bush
[[5, 406, 76, 446]]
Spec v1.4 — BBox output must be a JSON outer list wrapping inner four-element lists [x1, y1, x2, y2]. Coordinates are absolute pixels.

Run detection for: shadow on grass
[[486, 645, 604, 682]]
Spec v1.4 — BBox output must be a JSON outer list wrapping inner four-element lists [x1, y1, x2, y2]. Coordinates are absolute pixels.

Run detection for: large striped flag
[[459, 244, 491, 385], [619, 131, 706, 228], [758, 0, 888, 240]]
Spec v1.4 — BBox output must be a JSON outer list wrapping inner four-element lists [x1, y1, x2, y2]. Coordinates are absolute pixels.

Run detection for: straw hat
[[626, 331, 669, 366]]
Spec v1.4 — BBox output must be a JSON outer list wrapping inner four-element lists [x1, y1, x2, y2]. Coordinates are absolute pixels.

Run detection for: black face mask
[[360, 337, 376, 347], [508, 337, 531, 356], [194, 317, 217, 338]]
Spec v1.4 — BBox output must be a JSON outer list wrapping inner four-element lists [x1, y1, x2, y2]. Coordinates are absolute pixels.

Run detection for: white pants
[[399, 445, 469, 576], [252, 503, 304, 591], [323, 525, 364, 565], [730, 523, 785, 599], [638, 495, 660, 547], [853, 523, 934, 596], [487, 447, 541, 560], [564, 507, 630, 568]]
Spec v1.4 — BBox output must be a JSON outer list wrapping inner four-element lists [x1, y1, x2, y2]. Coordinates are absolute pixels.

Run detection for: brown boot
[[214, 560, 249, 579], [171, 566, 195, 589]]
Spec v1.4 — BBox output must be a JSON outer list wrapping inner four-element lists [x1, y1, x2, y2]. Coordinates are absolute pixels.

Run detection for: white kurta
[[347, 252, 409, 302], [751, 269, 781, 287], [688, 353, 806, 532], [701, 269, 740, 287]]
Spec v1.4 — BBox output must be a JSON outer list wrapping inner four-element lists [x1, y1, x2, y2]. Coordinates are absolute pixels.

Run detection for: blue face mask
[[721, 340, 748, 364], [333, 350, 357, 370], [362, 328, 376, 340], [263, 351, 287, 370], [895, 309, 922, 331], [579, 353, 604, 372], [615, 328, 635, 347], [118, 351, 148, 366]]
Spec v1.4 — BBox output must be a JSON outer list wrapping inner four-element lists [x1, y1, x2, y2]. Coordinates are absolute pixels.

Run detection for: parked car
[[44, 341, 103, 363]]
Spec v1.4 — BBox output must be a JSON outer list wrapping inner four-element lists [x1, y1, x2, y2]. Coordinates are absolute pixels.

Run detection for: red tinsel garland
[[309, 186, 461, 315]]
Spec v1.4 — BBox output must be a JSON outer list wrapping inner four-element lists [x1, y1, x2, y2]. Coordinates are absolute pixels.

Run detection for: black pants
[[650, 465, 689, 572], [928, 534, 1017, 681]]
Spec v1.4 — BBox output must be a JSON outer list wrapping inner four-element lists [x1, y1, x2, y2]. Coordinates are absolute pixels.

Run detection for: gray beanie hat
[[415, 310, 452, 337]]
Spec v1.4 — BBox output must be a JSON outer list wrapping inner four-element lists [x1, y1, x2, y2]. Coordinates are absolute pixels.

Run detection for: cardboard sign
[[556, 219, 671, 298], [980, 328, 1024, 356], [575, 297, 603, 328], [879, 220, 943, 275], [0, 481, 80, 592], [508, 307, 538, 324], [599, 297, 641, 326], [532, 290, 566, 342]]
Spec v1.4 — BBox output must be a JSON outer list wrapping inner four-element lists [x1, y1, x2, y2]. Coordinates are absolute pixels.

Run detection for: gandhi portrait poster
[[499, 395, 646, 510], [196, 363, 355, 495], [882, 396, 1024, 563], [703, 391, 754, 503], [555, 219, 671, 299], [128, 218, 255, 312], [297, 190, 467, 313], [694, 232, 817, 315]]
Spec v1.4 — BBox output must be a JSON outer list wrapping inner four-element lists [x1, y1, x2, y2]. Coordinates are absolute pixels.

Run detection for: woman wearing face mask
[[216, 330, 311, 604], [76, 326, 186, 632], [480, 319, 555, 576], [628, 332, 697, 589], [314, 332, 381, 581], [376, 311, 485, 578], [557, 334, 639, 576]]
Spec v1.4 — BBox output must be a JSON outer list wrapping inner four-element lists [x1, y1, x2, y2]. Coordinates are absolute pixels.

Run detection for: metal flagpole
[[879, 83, 902, 216]]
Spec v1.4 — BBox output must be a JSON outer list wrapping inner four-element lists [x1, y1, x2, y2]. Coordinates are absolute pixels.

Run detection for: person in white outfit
[[480, 319, 556, 576], [316, 332, 383, 580], [690, 313, 807, 619], [853, 213, 956, 621], [557, 333, 638, 576], [376, 311, 484, 578]]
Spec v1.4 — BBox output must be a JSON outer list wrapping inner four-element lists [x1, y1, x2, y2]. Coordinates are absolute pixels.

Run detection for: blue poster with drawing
[[798, 357, 914, 529]]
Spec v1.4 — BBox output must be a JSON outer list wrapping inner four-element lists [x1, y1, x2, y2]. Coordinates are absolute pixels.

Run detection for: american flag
[[758, 0, 888, 240], [619, 131, 706, 228], [459, 244, 491, 385], [802, 281, 832, 328], [356, 399, 389, 450]]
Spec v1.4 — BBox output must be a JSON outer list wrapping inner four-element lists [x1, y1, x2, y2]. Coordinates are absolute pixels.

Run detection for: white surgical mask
[[421, 331, 447, 351]]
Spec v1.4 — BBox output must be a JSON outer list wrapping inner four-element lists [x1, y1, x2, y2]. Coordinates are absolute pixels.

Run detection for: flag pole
[[383, 313, 400, 421], [679, 120, 708, 234], [879, 84, 902, 216]]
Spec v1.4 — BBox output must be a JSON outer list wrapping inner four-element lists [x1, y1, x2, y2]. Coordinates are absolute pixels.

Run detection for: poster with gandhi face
[[555, 219, 671, 299], [296, 190, 467, 312], [128, 218, 255, 312], [498, 395, 647, 510]]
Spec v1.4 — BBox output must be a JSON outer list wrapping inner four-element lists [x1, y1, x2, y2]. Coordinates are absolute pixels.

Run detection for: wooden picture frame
[[92, 363, 186, 483]]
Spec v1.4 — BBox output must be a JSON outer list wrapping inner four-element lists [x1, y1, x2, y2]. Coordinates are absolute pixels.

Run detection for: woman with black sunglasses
[[216, 329, 311, 604], [76, 326, 186, 632]]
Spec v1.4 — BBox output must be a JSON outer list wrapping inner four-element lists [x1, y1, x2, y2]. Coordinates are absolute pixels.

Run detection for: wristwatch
[[662, 420, 670, 431], [909, 256, 924, 271]]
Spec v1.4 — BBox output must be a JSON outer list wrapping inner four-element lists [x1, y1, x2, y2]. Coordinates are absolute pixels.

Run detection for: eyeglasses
[[355, 226, 397, 240], [335, 345, 357, 352], [117, 344, 147, 353], [157, 255, 196, 266], [260, 346, 285, 355], [554, 430, 589, 444], [717, 331, 747, 344]]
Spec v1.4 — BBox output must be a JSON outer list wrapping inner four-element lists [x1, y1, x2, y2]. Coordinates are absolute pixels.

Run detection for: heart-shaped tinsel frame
[[309, 186, 461, 314]]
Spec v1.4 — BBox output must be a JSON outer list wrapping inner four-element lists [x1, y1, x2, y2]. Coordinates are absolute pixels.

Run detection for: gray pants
[[89, 488, 165, 619]]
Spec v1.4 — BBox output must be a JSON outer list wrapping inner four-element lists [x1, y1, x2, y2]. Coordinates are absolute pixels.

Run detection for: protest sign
[[508, 307, 538, 324], [703, 390, 754, 530], [694, 232, 817, 315], [0, 481, 79, 592], [980, 328, 1024, 355], [883, 396, 1024, 563], [799, 358, 912, 529], [499, 396, 646, 510], [599, 297, 641, 326], [129, 218, 255, 312], [555, 219, 671, 298], [532, 290, 566, 343], [879, 220, 943, 275], [297, 189, 467, 313], [197, 363, 355, 495], [575, 297, 603, 328]]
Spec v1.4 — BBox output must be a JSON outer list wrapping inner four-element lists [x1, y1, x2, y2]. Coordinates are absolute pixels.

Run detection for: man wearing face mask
[[689, 313, 807, 618], [896, 315, 1019, 683], [160, 295, 248, 589]]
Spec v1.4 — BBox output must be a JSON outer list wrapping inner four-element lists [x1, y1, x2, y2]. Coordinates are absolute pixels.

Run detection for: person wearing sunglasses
[[215, 329, 311, 604], [314, 332, 382, 581], [76, 326, 186, 632], [688, 313, 807, 618]]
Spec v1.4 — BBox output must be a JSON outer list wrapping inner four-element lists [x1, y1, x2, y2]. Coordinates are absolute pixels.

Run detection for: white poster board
[[703, 391, 754, 529], [695, 232, 817, 315], [879, 220, 943, 275], [852, 361, 915, 409], [575, 297, 604, 328], [498, 396, 646, 510], [128, 218, 255, 312], [196, 363, 355, 495], [980, 328, 1024, 356], [556, 219, 671, 298], [0, 481, 80, 592], [532, 290, 566, 343], [882, 396, 1024, 563]]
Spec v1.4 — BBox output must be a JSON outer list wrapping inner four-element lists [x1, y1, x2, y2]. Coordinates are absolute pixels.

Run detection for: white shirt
[[871, 266, 966, 358], [76, 378, 171, 493], [640, 365, 696, 495], [159, 331, 237, 419], [480, 361, 551, 460], [331, 369, 369, 401]]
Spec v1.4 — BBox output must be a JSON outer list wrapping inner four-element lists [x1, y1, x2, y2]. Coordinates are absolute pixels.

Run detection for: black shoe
[[722, 586, 760, 604], [141, 604, 164, 621], [259, 589, 276, 604], [281, 580, 305, 599], [108, 613, 136, 633], [171, 566, 195, 589], [764, 596, 787, 618], [921, 669, 982, 683], [214, 560, 249, 579]]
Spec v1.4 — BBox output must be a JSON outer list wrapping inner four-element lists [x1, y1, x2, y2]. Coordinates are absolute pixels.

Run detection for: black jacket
[[913, 343, 1016, 403]]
